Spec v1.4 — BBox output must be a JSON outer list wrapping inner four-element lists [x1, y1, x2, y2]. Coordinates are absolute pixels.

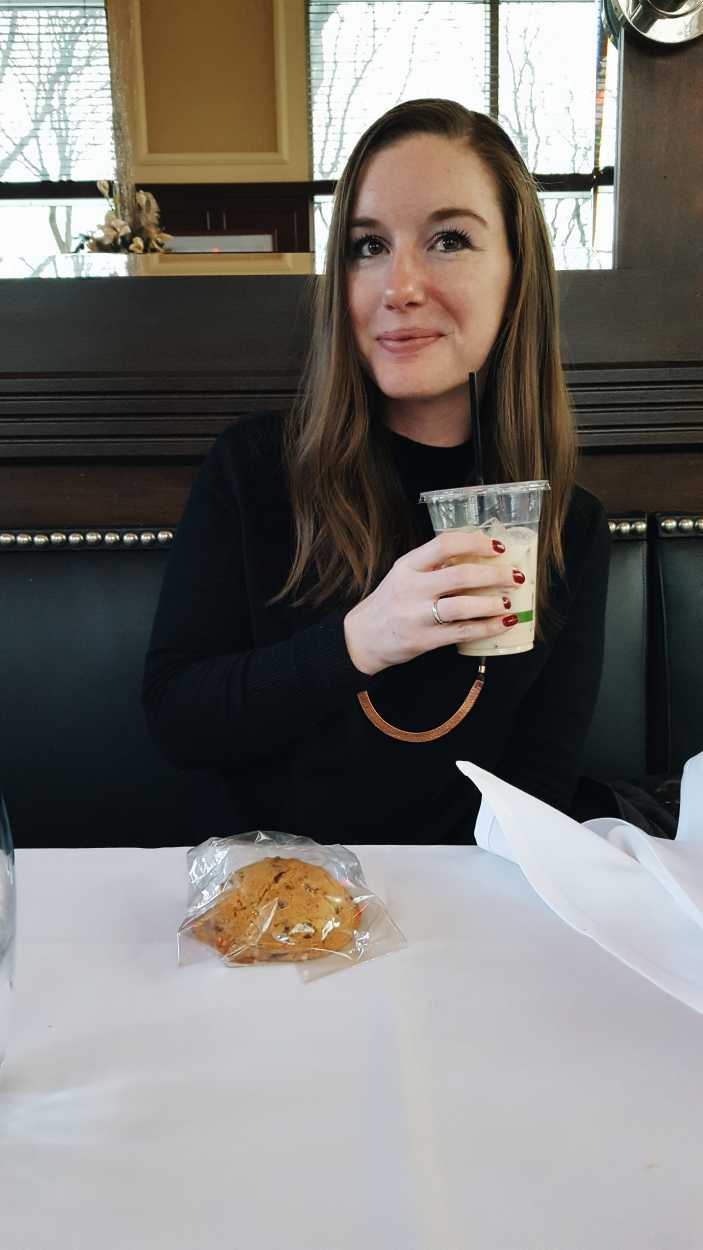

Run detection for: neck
[[383, 396, 470, 447], [382, 375, 485, 447]]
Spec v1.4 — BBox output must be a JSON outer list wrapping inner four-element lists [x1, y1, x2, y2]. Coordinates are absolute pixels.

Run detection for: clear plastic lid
[[420, 480, 550, 504], [420, 480, 551, 531]]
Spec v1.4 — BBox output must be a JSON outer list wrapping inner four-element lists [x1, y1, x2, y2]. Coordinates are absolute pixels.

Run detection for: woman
[[142, 98, 610, 843]]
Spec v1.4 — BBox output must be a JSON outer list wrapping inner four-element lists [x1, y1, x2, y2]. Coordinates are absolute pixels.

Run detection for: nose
[[383, 246, 426, 310]]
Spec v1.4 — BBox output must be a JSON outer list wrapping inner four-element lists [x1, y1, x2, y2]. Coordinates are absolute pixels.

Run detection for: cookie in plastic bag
[[178, 830, 406, 981]]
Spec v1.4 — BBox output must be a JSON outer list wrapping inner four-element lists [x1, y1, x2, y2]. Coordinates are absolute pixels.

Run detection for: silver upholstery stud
[[696, 518, 703, 533], [157, 530, 174, 544], [140, 531, 156, 545], [616, 521, 632, 536], [634, 520, 647, 535], [104, 532, 120, 545], [16, 533, 32, 546], [68, 532, 84, 546], [660, 518, 677, 533], [33, 534, 49, 546], [608, 520, 617, 534], [85, 532, 102, 545], [122, 533, 138, 546], [0, 533, 16, 546], [50, 532, 67, 545], [678, 518, 694, 533]]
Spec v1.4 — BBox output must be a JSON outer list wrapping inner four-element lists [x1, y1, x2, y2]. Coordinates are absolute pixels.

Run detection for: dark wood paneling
[[0, 276, 312, 377], [0, 262, 701, 524], [1, 445, 701, 530], [615, 32, 703, 270], [577, 448, 703, 514], [567, 363, 703, 447], [0, 268, 701, 377], [1, 362, 701, 457], [146, 184, 313, 251], [0, 461, 198, 528], [0, 272, 702, 461]]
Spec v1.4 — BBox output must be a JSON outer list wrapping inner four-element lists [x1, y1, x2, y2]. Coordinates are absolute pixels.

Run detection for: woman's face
[[346, 133, 513, 413]]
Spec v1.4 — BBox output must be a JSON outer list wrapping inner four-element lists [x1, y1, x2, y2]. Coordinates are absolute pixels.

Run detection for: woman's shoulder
[[215, 410, 285, 462], [205, 411, 286, 487], [563, 485, 609, 555], [192, 412, 287, 512], [557, 484, 611, 603]]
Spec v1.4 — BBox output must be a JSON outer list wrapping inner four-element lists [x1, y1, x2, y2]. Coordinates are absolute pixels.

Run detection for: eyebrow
[[349, 206, 489, 231]]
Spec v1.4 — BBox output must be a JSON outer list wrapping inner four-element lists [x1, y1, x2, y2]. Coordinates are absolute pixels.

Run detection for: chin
[[376, 379, 431, 400], [373, 371, 460, 403]]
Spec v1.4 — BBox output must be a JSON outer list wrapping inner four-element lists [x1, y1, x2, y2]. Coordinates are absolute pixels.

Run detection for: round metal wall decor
[[604, 0, 703, 44]]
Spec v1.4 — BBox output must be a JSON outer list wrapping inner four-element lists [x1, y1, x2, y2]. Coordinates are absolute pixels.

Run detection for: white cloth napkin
[[457, 752, 703, 1015]]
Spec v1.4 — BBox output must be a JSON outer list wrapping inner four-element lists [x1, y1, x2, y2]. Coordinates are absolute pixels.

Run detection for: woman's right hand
[[343, 530, 524, 677]]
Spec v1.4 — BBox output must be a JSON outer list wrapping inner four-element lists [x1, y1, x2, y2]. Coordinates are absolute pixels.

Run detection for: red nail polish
[[502, 596, 511, 610], [492, 540, 506, 554], [512, 569, 525, 584], [502, 614, 518, 627]]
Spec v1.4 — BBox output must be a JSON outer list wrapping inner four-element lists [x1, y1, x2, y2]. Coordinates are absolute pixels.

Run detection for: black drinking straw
[[469, 372, 488, 675], [469, 371, 484, 486]]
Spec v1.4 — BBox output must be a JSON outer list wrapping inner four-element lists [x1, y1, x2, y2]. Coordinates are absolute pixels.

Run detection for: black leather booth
[[1, 514, 702, 846]]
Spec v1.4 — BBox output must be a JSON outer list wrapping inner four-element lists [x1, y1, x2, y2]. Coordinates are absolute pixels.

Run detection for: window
[[308, 0, 618, 269], [0, 0, 115, 260]]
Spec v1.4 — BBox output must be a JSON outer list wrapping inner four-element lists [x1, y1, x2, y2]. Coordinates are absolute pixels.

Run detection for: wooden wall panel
[[615, 32, 703, 270], [0, 270, 701, 527], [1, 448, 701, 531], [577, 449, 703, 515]]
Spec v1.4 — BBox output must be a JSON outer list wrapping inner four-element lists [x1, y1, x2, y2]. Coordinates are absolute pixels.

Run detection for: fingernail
[[502, 614, 518, 627], [492, 540, 506, 554], [512, 569, 525, 584], [502, 596, 511, 610]]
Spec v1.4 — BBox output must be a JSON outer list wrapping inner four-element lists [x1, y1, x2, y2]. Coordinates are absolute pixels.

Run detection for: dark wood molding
[[0, 363, 702, 459], [567, 363, 703, 448]]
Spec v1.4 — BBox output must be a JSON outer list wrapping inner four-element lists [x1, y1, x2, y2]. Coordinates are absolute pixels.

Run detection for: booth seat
[[1, 514, 702, 846]]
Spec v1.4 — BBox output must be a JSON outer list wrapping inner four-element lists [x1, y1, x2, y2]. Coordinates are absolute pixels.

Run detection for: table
[[1, 845, 701, 1250]]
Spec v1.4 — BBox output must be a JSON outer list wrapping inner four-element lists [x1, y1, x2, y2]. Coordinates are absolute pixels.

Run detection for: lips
[[376, 330, 443, 355]]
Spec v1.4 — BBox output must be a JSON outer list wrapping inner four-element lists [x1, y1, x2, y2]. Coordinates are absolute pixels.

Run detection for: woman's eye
[[432, 228, 474, 252], [349, 234, 385, 259]]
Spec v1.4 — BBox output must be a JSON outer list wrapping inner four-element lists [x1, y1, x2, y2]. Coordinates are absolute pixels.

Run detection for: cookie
[[190, 855, 359, 963]]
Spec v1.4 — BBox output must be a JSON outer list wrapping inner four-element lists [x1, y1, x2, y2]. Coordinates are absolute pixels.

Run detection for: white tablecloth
[[1, 845, 702, 1250]]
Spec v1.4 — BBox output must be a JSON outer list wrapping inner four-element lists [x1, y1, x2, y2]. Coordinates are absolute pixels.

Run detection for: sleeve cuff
[[290, 606, 371, 718]]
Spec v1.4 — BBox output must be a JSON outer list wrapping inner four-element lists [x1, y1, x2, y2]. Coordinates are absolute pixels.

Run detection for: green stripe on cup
[[514, 610, 533, 624]]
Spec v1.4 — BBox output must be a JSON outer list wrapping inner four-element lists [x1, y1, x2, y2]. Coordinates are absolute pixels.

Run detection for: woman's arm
[[494, 495, 611, 815], [141, 430, 368, 770]]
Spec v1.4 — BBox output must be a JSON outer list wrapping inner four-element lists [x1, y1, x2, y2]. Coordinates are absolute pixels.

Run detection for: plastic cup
[[420, 480, 550, 656]]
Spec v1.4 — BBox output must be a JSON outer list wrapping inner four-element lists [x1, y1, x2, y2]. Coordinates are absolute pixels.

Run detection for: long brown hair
[[273, 98, 577, 635]]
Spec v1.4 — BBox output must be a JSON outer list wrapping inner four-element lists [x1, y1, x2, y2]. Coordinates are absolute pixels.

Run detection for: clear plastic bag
[[177, 830, 407, 982]]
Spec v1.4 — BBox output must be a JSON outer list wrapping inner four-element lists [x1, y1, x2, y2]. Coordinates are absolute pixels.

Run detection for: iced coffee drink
[[420, 481, 549, 658]]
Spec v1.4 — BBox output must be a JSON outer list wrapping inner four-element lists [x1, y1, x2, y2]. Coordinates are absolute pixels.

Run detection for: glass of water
[[0, 793, 15, 1070]]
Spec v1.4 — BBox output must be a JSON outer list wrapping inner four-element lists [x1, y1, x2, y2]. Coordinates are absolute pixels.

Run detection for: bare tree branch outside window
[[309, 1, 618, 270], [0, 5, 114, 256]]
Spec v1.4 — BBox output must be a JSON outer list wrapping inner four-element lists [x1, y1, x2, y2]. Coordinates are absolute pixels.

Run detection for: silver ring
[[432, 598, 447, 626]]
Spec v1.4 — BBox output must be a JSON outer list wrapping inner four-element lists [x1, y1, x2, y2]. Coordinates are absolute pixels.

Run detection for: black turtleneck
[[142, 411, 610, 843]]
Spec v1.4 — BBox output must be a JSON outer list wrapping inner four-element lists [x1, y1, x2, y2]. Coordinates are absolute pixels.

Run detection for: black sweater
[[142, 411, 610, 844]]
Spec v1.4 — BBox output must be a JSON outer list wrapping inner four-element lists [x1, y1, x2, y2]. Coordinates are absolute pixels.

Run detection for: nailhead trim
[[658, 516, 703, 536], [2, 518, 701, 548], [0, 528, 175, 549], [607, 517, 647, 539]]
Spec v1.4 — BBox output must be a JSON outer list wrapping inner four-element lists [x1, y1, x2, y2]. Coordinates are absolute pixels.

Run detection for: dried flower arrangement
[[76, 180, 172, 254]]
